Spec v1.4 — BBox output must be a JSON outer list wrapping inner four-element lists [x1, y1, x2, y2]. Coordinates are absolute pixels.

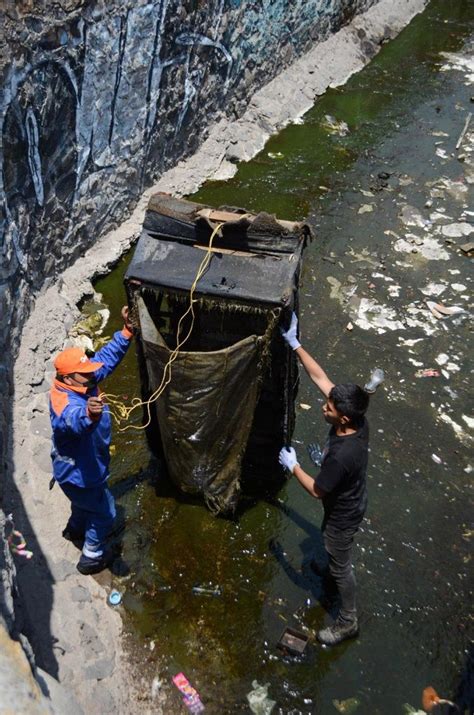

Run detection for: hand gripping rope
[[101, 223, 224, 432]]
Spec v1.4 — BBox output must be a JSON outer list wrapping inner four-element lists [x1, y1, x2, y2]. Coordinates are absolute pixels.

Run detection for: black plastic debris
[[277, 627, 309, 656], [125, 193, 312, 513]]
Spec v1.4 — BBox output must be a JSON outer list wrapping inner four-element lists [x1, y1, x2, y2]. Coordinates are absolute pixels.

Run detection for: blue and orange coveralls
[[49, 328, 132, 558]]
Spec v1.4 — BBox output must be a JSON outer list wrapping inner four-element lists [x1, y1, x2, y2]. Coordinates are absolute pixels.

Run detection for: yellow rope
[[101, 223, 224, 431]]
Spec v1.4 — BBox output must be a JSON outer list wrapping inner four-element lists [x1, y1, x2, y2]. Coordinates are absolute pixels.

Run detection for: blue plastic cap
[[108, 589, 122, 606]]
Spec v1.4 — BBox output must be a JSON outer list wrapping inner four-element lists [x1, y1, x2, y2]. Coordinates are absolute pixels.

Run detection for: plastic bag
[[246, 680, 276, 715]]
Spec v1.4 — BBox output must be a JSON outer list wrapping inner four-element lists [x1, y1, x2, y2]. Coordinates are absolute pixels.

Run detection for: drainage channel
[[89, 2, 473, 712]]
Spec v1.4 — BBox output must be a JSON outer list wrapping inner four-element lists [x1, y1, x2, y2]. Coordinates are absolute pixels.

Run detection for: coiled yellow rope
[[101, 223, 224, 432]]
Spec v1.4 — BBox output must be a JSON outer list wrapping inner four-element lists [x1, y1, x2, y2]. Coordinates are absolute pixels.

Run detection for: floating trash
[[426, 301, 465, 319], [414, 369, 441, 378], [462, 415, 474, 429], [399, 204, 427, 228], [403, 705, 425, 715], [172, 672, 205, 714], [108, 589, 122, 606], [421, 282, 447, 297], [394, 236, 450, 261], [422, 685, 457, 713], [333, 696, 361, 714], [431, 454, 443, 465], [355, 298, 405, 334], [321, 114, 349, 136], [191, 583, 222, 597], [460, 241, 474, 255], [440, 222, 474, 238], [246, 680, 276, 715], [277, 627, 309, 656], [364, 368, 385, 394]]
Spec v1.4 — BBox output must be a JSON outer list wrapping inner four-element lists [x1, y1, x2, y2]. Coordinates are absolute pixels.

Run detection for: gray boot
[[317, 616, 359, 646]]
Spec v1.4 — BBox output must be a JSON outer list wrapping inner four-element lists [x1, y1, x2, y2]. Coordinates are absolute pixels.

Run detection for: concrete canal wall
[[0, 0, 427, 710]]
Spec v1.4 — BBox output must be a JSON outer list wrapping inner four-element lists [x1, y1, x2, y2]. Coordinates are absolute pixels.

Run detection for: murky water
[[94, 2, 473, 712]]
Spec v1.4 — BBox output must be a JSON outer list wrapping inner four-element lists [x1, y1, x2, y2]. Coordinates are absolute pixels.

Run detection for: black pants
[[322, 522, 359, 622]]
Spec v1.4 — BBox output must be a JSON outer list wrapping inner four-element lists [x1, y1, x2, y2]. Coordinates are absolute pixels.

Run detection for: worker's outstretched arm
[[294, 345, 334, 399], [280, 312, 334, 398], [92, 306, 134, 382]]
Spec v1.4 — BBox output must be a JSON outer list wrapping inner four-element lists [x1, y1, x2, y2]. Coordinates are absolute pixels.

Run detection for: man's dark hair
[[329, 383, 370, 424]]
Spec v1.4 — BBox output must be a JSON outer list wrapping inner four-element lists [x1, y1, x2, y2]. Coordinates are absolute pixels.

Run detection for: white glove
[[280, 312, 301, 350], [279, 446, 299, 473]]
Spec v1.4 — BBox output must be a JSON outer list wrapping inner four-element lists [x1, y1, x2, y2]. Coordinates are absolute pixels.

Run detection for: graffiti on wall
[[0, 0, 233, 284], [0, 0, 377, 289]]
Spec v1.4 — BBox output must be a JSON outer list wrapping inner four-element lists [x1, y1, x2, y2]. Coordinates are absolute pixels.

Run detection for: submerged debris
[[333, 697, 361, 714], [191, 583, 222, 597], [246, 681, 276, 715], [321, 114, 350, 136]]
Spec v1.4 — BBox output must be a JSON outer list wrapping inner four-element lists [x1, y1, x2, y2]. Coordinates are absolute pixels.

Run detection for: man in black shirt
[[279, 312, 370, 646]]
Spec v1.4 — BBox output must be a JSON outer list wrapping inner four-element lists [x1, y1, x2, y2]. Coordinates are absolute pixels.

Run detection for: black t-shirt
[[315, 418, 369, 529]]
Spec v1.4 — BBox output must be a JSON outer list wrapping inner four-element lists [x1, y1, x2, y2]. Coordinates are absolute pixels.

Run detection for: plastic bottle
[[191, 584, 222, 597], [364, 368, 385, 394]]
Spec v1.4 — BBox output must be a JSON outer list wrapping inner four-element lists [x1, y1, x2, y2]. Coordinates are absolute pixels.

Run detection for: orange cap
[[54, 347, 104, 375]]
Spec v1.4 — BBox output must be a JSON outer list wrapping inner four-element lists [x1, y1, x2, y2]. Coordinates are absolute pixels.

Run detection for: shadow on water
[[94, 1, 474, 711]]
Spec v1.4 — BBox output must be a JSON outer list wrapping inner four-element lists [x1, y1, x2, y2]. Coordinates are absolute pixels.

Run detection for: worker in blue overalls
[[49, 306, 134, 575]]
